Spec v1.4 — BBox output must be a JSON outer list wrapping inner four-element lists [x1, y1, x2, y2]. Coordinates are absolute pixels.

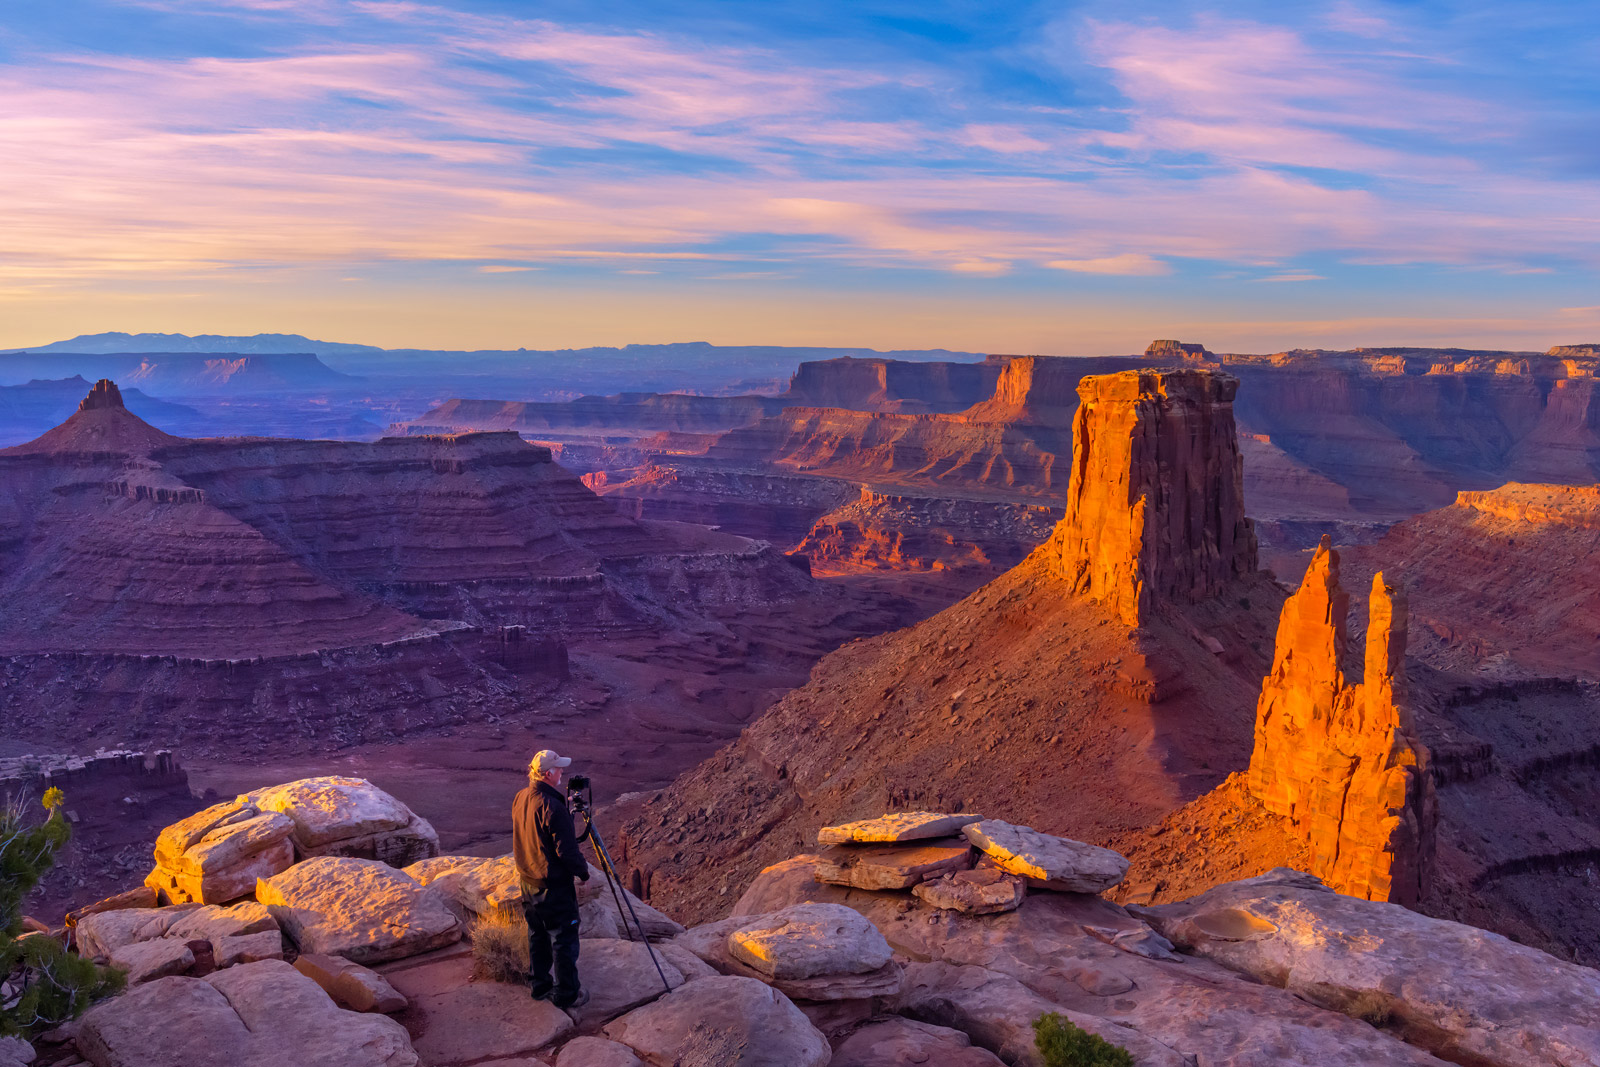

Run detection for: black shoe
[[552, 989, 589, 1011], [529, 984, 553, 1001]]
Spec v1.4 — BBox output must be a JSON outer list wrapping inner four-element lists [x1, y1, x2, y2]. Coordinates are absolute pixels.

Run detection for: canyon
[[0, 381, 937, 912], [618, 364, 1600, 971]]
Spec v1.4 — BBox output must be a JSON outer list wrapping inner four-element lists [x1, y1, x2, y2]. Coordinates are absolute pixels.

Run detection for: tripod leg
[[588, 826, 675, 996]]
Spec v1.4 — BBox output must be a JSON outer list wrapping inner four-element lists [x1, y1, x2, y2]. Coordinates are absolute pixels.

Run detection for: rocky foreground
[[10, 778, 1600, 1067]]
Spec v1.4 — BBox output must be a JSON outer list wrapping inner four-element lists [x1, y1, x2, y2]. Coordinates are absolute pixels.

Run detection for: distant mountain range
[[4, 331, 384, 358]]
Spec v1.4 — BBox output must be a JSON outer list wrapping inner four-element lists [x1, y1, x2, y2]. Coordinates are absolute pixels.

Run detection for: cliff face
[[794, 487, 1062, 576], [1246, 539, 1436, 905], [1050, 370, 1256, 626], [1340, 482, 1600, 679], [779, 356, 1002, 412]]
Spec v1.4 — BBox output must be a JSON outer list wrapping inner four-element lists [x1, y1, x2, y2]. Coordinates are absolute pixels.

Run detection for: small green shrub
[[1033, 1012, 1135, 1067], [469, 905, 529, 983]]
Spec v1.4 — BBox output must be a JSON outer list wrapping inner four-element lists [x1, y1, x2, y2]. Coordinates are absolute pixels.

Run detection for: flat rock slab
[[109, 938, 194, 985], [555, 1036, 645, 1067], [727, 903, 892, 980], [566, 939, 686, 1031], [913, 867, 1026, 914], [962, 820, 1129, 893], [295, 953, 408, 1013], [78, 959, 418, 1067], [818, 812, 983, 845], [258, 857, 461, 965], [813, 839, 973, 890], [405, 980, 573, 1064], [602, 975, 830, 1067], [830, 1017, 1006, 1067], [898, 961, 1186, 1067], [1139, 868, 1600, 1067]]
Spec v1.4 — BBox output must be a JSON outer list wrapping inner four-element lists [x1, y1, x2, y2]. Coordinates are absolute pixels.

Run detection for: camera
[[566, 774, 592, 813]]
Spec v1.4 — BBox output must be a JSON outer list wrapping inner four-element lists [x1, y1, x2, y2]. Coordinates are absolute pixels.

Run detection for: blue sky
[[2, 0, 1597, 353]]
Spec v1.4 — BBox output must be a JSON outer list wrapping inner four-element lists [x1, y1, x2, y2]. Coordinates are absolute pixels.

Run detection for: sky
[[2, 0, 1598, 354]]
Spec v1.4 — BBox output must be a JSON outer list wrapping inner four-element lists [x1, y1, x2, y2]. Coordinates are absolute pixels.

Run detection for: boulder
[[556, 1036, 646, 1067], [1139, 869, 1600, 1067], [78, 908, 181, 959], [245, 777, 440, 867], [0, 1037, 33, 1067], [818, 812, 983, 845], [812, 839, 973, 890], [147, 799, 296, 905], [565, 939, 686, 1031], [726, 903, 892, 980], [913, 867, 1026, 914], [257, 857, 462, 964], [672, 914, 901, 1002], [602, 975, 830, 1067], [109, 938, 195, 984], [77, 959, 417, 1067], [213, 931, 284, 967], [962, 820, 1128, 892], [403, 854, 520, 917], [294, 952, 407, 1013], [830, 1017, 1006, 1067]]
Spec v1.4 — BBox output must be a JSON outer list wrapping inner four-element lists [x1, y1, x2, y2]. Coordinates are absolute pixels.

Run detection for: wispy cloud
[[0, 0, 1596, 313], [1047, 254, 1169, 276]]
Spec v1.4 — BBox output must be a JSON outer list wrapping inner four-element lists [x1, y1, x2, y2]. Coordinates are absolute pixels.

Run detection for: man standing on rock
[[513, 748, 590, 1009]]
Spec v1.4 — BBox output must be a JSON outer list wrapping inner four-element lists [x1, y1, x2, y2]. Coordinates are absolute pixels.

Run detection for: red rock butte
[[1050, 369, 1256, 626], [1247, 537, 1436, 904]]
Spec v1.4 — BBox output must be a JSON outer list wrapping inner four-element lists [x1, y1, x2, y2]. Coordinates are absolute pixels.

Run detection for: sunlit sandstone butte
[[1050, 369, 1256, 626], [1247, 539, 1437, 905]]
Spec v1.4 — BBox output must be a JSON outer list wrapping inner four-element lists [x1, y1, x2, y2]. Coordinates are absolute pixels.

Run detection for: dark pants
[[522, 879, 580, 1000]]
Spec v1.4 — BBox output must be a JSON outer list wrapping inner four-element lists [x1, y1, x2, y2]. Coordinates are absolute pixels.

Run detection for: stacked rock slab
[[1246, 539, 1436, 904], [146, 802, 296, 905], [962, 819, 1129, 893], [146, 777, 439, 904], [1049, 369, 1256, 626]]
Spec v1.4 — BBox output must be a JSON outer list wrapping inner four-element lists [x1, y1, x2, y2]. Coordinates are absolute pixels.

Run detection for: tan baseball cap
[[529, 749, 573, 775]]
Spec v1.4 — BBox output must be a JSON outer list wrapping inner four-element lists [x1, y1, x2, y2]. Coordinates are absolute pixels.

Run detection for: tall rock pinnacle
[[1050, 368, 1256, 625], [79, 378, 126, 411], [1247, 538, 1436, 904]]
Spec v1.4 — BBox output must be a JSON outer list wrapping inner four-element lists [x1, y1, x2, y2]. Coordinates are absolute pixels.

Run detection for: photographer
[[512, 748, 590, 1010]]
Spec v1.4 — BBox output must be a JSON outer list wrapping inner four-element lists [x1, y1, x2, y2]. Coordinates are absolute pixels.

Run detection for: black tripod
[[570, 781, 674, 996]]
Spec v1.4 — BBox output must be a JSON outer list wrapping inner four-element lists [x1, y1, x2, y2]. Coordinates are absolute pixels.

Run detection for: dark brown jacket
[[513, 780, 589, 887]]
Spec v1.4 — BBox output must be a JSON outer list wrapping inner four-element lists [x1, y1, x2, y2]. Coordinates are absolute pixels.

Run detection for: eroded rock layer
[[1050, 370, 1256, 626], [1246, 539, 1436, 904]]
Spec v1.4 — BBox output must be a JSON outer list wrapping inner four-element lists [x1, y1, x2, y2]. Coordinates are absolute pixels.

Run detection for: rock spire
[[79, 378, 126, 411], [1246, 538, 1435, 904], [1050, 368, 1255, 625]]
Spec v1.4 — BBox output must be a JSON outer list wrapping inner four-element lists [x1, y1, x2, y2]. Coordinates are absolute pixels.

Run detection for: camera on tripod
[[566, 774, 592, 812]]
